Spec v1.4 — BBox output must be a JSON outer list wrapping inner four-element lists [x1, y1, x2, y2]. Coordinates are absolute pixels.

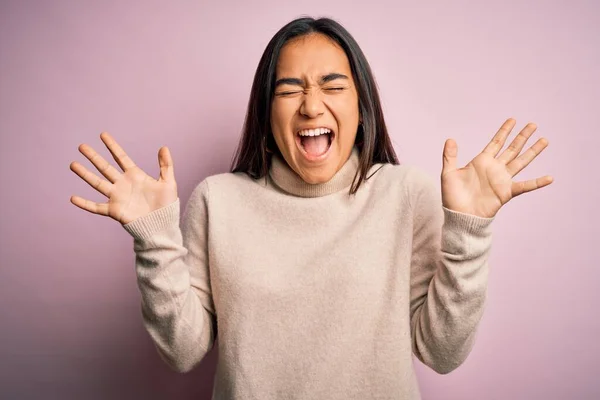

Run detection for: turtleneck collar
[[268, 147, 360, 198]]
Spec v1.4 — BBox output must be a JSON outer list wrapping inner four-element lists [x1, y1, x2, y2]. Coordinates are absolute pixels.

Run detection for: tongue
[[301, 134, 329, 156]]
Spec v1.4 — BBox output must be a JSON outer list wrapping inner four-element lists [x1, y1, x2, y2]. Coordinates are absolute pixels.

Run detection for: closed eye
[[275, 87, 346, 96], [275, 91, 302, 96]]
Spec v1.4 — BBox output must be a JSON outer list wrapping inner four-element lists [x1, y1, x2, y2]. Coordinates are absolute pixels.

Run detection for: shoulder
[[371, 162, 437, 191], [203, 171, 256, 192], [370, 163, 439, 210], [187, 171, 263, 204]]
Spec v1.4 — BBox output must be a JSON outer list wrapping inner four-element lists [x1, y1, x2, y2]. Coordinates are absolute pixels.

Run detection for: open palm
[[441, 118, 553, 218], [69, 132, 178, 225]]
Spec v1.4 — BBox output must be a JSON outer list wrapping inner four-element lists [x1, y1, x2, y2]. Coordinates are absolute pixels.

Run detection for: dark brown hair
[[230, 16, 399, 194]]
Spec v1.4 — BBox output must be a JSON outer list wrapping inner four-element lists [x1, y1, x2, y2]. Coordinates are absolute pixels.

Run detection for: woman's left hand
[[441, 118, 553, 218]]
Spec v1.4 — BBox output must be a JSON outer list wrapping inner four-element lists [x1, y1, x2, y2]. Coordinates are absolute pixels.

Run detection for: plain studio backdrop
[[0, 0, 597, 399]]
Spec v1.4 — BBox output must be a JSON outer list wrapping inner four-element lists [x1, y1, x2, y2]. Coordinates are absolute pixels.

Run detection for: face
[[270, 33, 360, 184]]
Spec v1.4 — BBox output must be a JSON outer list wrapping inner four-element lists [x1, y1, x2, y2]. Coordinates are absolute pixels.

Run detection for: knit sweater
[[123, 146, 494, 400]]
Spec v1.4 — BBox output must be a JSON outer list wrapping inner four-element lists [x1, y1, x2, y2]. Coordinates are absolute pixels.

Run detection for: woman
[[69, 17, 552, 400]]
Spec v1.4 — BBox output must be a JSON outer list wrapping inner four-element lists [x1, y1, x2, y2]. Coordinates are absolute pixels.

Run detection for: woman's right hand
[[69, 132, 178, 225]]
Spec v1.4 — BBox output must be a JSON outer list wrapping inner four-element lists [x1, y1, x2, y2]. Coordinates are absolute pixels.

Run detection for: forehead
[[276, 33, 352, 78]]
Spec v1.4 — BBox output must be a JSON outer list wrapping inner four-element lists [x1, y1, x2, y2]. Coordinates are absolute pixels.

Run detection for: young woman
[[69, 17, 552, 400]]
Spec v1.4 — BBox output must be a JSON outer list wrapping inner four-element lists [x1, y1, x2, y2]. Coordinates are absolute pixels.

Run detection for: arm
[[408, 168, 494, 374], [123, 180, 216, 373]]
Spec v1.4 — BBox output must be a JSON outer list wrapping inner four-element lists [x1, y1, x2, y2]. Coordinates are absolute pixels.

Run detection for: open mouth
[[295, 127, 335, 160]]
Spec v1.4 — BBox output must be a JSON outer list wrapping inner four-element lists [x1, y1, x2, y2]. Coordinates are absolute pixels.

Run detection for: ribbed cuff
[[442, 206, 494, 235], [122, 199, 180, 240]]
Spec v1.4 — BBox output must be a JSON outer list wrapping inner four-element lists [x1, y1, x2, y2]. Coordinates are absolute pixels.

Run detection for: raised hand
[[69, 132, 178, 225], [440, 118, 553, 218]]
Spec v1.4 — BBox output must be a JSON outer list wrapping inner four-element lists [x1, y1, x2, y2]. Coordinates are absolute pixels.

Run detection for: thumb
[[442, 138, 458, 174], [158, 146, 175, 182]]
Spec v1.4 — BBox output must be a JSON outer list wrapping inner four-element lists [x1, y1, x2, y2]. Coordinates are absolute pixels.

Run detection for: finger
[[70, 161, 112, 197], [78, 143, 121, 183], [158, 147, 175, 182], [506, 137, 549, 177], [100, 132, 137, 172], [511, 175, 554, 197], [497, 122, 537, 164], [482, 118, 517, 157], [70, 195, 110, 216], [442, 139, 458, 174]]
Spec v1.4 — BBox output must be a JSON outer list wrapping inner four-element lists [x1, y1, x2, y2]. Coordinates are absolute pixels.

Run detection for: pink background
[[1, 0, 598, 398]]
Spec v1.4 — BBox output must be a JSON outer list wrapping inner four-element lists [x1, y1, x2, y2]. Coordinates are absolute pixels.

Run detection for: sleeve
[[122, 180, 216, 373], [408, 168, 494, 374]]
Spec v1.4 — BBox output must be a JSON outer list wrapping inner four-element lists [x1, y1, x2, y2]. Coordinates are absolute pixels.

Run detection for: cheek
[[327, 97, 360, 127], [270, 105, 284, 136], [270, 103, 295, 145], [271, 102, 295, 136]]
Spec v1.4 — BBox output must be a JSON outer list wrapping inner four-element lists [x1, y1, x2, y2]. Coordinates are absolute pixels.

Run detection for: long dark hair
[[230, 16, 399, 194]]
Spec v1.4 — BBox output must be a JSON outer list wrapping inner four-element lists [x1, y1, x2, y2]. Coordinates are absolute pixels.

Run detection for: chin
[[281, 133, 350, 183]]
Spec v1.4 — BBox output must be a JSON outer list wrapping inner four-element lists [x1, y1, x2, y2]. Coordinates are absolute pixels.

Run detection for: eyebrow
[[274, 73, 349, 88]]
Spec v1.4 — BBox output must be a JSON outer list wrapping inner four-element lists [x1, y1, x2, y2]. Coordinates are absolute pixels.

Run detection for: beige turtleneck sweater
[[123, 147, 494, 400]]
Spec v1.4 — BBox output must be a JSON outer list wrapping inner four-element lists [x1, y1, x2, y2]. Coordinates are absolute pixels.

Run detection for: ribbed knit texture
[[123, 146, 494, 399]]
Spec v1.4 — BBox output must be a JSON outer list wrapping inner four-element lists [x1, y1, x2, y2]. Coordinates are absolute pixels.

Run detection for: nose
[[299, 91, 325, 118]]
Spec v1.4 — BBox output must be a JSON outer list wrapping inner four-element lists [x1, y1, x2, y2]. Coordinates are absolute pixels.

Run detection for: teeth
[[298, 128, 332, 137]]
